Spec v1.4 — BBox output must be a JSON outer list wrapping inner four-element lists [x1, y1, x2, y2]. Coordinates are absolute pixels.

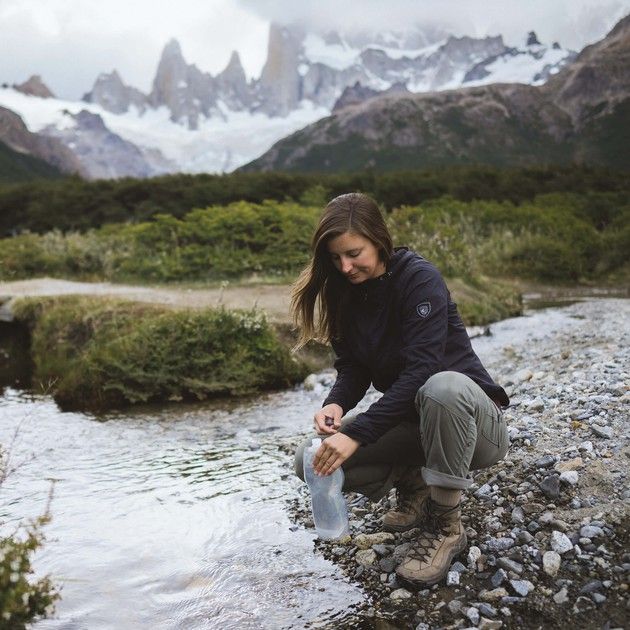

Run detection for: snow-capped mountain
[[0, 23, 576, 178]]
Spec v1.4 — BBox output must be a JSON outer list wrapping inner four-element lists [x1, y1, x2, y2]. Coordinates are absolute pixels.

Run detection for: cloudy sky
[[2, 0, 629, 99]]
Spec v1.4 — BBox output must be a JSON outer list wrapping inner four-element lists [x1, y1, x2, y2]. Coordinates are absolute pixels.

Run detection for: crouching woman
[[291, 192, 509, 585]]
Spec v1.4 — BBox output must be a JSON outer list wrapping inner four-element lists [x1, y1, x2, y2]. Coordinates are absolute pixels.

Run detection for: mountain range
[[0, 21, 583, 178], [243, 15, 630, 172]]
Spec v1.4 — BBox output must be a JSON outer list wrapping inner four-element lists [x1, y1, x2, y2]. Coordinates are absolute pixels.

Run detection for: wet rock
[[539, 474, 561, 499], [389, 588, 412, 600], [550, 531, 573, 554], [542, 551, 561, 577], [510, 579, 534, 597], [355, 549, 378, 567], [354, 532, 395, 549]]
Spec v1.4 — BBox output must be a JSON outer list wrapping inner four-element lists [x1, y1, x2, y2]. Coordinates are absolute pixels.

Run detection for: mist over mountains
[[1, 17, 625, 179]]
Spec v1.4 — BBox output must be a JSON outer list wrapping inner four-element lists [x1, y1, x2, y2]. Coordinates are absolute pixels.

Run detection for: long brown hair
[[291, 192, 393, 349]]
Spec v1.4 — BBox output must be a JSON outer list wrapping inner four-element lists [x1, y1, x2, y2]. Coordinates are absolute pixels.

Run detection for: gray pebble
[[550, 530, 573, 555], [579, 580, 603, 594], [448, 599, 463, 614], [535, 454, 556, 469], [466, 606, 480, 625], [510, 579, 534, 597], [486, 537, 515, 553], [451, 560, 467, 573], [539, 474, 561, 499], [491, 568, 508, 588], [553, 586, 569, 604], [497, 558, 523, 574], [591, 593, 607, 604], [446, 570, 460, 586], [478, 602, 497, 618], [580, 525, 605, 539], [379, 557, 396, 573]]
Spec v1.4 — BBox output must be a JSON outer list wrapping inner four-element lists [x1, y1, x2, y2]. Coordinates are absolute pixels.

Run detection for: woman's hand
[[313, 403, 343, 435], [313, 433, 359, 476]]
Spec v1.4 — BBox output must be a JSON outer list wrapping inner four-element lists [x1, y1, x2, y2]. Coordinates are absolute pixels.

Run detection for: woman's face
[[327, 231, 386, 284]]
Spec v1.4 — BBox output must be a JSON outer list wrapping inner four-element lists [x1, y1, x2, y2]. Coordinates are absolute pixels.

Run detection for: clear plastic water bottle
[[303, 438, 350, 539]]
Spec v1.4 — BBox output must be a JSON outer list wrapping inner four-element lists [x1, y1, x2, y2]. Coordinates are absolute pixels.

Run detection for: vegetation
[[0, 438, 59, 629], [1, 192, 627, 287], [0, 140, 63, 185], [12, 297, 308, 411], [1, 165, 628, 235]]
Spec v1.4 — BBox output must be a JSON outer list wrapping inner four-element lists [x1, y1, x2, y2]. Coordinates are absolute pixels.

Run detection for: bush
[[13, 296, 308, 410]]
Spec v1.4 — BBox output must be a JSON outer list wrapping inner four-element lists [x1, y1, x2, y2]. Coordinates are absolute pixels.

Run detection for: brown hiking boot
[[382, 468, 430, 533], [395, 499, 467, 585]]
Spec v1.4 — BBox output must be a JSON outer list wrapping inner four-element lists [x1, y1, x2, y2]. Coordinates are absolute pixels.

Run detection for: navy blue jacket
[[323, 248, 509, 445]]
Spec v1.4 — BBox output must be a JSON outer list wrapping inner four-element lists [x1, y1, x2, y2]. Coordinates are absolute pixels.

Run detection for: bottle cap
[[311, 438, 322, 447]]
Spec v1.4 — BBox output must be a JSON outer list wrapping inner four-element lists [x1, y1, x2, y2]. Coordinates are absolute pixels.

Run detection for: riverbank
[[288, 298, 629, 629]]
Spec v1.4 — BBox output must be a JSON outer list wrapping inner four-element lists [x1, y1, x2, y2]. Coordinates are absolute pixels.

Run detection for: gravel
[[289, 299, 630, 629]]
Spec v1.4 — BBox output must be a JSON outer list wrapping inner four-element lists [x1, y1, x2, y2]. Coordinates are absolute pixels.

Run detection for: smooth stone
[[539, 475, 561, 499], [510, 579, 534, 597], [479, 619, 503, 630], [580, 580, 603, 594], [486, 537, 515, 553], [355, 549, 378, 567], [513, 368, 533, 383], [451, 560, 467, 573], [389, 588, 412, 600], [580, 525, 605, 539], [478, 602, 497, 618], [543, 551, 561, 577], [379, 557, 397, 573], [550, 531, 573, 555], [553, 587, 569, 604], [528, 397, 545, 411], [497, 558, 523, 574], [511, 507, 526, 524], [559, 471, 579, 485], [534, 454, 556, 469], [591, 593, 607, 604], [372, 544, 391, 557], [353, 532, 395, 549], [517, 531, 534, 544]]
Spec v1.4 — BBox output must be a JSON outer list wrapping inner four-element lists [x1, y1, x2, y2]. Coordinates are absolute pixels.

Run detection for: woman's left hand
[[313, 433, 360, 476]]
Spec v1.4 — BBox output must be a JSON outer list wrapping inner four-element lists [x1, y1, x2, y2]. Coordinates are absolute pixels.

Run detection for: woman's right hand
[[313, 403, 343, 435]]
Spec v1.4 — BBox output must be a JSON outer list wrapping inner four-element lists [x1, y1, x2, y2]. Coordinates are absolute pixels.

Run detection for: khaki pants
[[294, 371, 509, 501]]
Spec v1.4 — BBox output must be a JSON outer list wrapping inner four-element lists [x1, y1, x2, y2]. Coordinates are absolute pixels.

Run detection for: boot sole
[[395, 533, 468, 587], [382, 517, 424, 533]]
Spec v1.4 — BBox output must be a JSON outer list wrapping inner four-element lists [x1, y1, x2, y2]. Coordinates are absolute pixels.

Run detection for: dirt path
[[0, 278, 293, 323]]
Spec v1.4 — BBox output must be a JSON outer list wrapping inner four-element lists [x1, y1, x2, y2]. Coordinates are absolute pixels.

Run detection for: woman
[[292, 192, 509, 586]]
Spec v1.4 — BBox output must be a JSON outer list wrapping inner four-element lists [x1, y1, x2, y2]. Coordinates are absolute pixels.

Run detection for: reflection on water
[[0, 388, 366, 629]]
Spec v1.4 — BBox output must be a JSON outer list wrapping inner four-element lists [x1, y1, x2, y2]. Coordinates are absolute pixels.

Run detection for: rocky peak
[[257, 22, 304, 116], [83, 70, 148, 115], [13, 75, 55, 98], [218, 51, 246, 84], [527, 31, 541, 46]]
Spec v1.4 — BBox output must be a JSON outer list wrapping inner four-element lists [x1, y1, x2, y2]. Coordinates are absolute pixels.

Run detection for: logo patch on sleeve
[[416, 301, 431, 318]]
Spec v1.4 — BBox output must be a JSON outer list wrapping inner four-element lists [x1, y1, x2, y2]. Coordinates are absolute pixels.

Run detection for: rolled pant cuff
[[422, 466, 473, 490]]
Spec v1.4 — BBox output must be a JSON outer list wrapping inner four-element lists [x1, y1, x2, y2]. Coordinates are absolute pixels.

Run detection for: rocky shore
[[287, 299, 629, 629]]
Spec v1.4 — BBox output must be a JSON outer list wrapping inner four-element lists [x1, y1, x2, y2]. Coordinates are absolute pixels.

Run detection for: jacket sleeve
[[340, 266, 448, 444], [322, 335, 371, 415]]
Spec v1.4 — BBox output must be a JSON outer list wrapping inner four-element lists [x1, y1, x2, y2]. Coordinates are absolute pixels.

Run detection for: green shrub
[[13, 296, 308, 410]]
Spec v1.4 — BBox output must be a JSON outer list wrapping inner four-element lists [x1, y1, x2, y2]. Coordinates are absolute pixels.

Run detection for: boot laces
[[406, 499, 459, 562]]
